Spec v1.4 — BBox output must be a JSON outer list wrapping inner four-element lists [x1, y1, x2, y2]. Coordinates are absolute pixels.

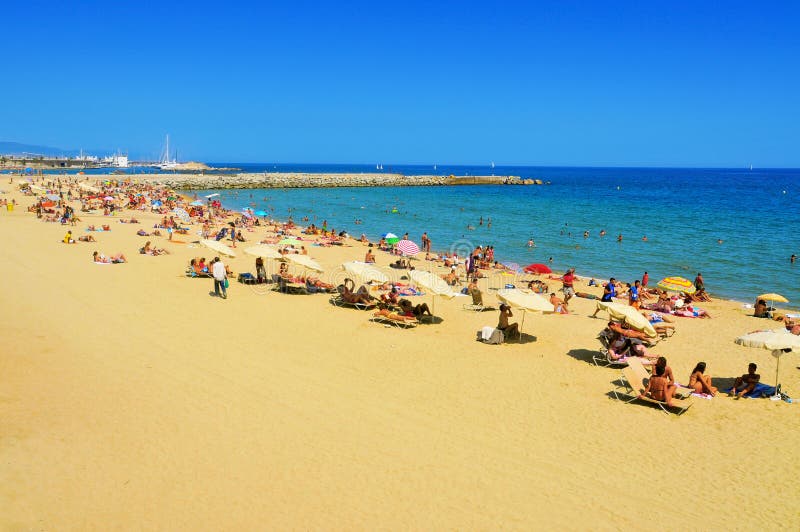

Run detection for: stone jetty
[[142, 172, 545, 190]]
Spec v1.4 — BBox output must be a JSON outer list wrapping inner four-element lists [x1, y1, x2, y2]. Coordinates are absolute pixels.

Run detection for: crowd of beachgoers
[[13, 173, 800, 410]]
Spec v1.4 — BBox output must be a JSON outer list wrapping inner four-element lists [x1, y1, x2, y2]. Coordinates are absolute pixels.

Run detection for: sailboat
[[749, 164, 753, 171], [433, 163, 437, 170], [158, 134, 179, 170]]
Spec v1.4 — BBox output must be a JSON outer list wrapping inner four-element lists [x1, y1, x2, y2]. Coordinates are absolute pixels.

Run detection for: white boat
[[158, 134, 179, 170]]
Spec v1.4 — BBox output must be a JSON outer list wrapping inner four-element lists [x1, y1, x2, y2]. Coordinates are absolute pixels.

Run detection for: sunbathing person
[[731, 363, 760, 398], [442, 268, 459, 286], [399, 299, 432, 318], [641, 310, 676, 335], [380, 285, 400, 307], [78, 235, 96, 242], [373, 308, 417, 323], [654, 356, 674, 384], [549, 292, 569, 314], [753, 299, 771, 318], [364, 249, 376, 263], [688, 362, 718, 396], [639, 363, 676, 407], [784, 317, 800, 335], [93, 251, 127, 264]]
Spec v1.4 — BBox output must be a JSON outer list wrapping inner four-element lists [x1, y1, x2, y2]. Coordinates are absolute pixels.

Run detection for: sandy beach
[[1, 179, 798, 529]]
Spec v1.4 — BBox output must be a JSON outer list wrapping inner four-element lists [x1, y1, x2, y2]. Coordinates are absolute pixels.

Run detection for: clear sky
[[2, 1, 798, 166]]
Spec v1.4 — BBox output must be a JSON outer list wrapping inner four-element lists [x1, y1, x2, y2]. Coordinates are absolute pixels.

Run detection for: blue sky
[[2, 1, 798, 166]]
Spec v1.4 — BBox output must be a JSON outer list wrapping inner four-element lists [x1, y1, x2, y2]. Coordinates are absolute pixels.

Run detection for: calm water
[[178, 165, 800, 306]]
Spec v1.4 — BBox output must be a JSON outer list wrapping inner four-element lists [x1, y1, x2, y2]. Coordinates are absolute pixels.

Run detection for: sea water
[[183, 165, 796, 305]]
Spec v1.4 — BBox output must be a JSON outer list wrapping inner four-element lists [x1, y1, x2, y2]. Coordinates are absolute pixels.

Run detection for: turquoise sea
[[180, 165, 800, 306]]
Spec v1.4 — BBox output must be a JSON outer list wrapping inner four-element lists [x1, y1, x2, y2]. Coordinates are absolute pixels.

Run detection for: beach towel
[[725, 383, 777, 398], [479, 326, 504, 344]]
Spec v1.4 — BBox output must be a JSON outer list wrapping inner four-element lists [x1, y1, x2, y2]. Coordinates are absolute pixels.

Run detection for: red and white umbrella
[[396, 240, 420, 256]]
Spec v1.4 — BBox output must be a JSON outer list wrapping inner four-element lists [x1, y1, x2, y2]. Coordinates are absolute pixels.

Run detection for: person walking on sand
[[212, 256, 228, 299]]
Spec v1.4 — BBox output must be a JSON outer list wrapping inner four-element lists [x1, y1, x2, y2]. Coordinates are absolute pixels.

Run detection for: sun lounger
[[626, 357, 693, 399], [613, 359, 693, 415], [272, 274, 308, 294], [370, 312, 419, 328], [330, 294, 376, 310]]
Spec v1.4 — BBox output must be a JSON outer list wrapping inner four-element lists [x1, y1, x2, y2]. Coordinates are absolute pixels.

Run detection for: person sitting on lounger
[[399, 299, 432, 318], [730, 363, 760, 398], [341, 281, 373, 305], [380, 285, 400, 307], [639, 363, 676, 407], [689, 361, 718, 396], [654, 356, 674, 384], [467, 278, 483, 306], [497, 304, 519, 341]]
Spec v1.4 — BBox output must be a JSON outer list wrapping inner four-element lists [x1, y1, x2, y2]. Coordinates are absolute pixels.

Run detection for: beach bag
[[224, 278, 230, 289]]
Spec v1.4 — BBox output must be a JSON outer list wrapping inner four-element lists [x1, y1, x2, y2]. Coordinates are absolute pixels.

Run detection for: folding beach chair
[[330, 285, 377, 310], [593, 329, 630, 367], [613, 359, 693, 415]]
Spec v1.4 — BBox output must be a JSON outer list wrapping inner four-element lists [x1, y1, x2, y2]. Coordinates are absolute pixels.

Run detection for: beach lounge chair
[[613, 358, 694, 415], [625, 357, 693, 399], [272, 274, 308, 294], [330, 285, 376, 309], [370, 312, 419, 328]]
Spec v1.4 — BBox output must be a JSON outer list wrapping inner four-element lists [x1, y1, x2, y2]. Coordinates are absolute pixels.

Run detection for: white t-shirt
[[212, 261, 226, 281]]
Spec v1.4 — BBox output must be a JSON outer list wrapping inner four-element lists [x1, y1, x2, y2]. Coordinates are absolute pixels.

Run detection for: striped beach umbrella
[[657, 276, 696, 294], [396, 240, 420, 256]]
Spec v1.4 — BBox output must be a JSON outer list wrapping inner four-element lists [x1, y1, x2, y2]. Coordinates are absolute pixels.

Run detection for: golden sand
[[1, 184, 798, 529]]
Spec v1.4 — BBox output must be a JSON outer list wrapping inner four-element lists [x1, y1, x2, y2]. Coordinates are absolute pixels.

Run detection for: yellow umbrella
[[657, 276, 696, 294], [593, 301, 658, 339], [757, 293, 789, 304]]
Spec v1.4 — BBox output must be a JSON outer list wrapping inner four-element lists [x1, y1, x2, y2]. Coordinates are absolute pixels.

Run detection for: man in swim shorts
[[731, 363, 760, 398], [561, 268, 575, 303]]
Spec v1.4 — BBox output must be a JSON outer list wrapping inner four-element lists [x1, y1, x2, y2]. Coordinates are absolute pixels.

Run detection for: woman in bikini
[[639, 364, 676, 407], [688, 362, 718, 396]]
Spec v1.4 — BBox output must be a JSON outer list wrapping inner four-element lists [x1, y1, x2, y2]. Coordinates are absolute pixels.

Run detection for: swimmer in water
[[600, 229, 606, 237], [642, 236, 647, 241], [617, 234, 623, 242]]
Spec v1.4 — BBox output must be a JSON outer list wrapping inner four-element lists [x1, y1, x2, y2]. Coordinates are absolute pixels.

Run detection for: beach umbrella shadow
[[566, 348, 599, 365]]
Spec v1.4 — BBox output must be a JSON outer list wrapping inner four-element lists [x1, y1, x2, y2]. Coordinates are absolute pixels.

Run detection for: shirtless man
[[549, 292, 568, 314], [731, 363, 760, 398], [498, 304, 520, 342], [364, 249, 375, 263]]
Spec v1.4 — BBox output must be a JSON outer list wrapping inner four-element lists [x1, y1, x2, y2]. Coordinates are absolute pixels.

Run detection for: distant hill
[[0, 141, 80, 157]]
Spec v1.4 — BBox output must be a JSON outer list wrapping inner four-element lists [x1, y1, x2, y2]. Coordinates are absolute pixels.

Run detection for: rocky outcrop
[[149, 173, 532, 190]]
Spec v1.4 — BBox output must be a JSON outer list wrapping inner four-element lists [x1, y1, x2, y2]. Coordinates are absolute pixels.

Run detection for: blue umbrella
[[254, 210, 268, 216], [151, 200, 163, 207], [190, 200, 204, 206]]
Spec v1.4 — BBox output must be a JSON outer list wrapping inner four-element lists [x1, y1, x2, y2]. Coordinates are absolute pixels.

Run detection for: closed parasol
[[592, 301, 658, 338], [244, 244, 282, 260], [342, 261, 389, 283], [657, 276, 696, 294], [396, 240, 420, 256], [735, 329, 800, 399], [200, 239, 237, 257]]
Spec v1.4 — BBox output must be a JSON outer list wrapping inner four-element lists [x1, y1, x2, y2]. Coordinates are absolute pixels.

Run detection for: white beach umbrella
[[200, 239, 237, 257], [496, 288, 555, 334], [592, 300, 658, 339], [734, 329, 800, 399], [205, 193, 220, 198], [408, 269, 457, 317], [244, 244, 282, 260], [286, 254, 324, 272], [342, 261, 389, 283]]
